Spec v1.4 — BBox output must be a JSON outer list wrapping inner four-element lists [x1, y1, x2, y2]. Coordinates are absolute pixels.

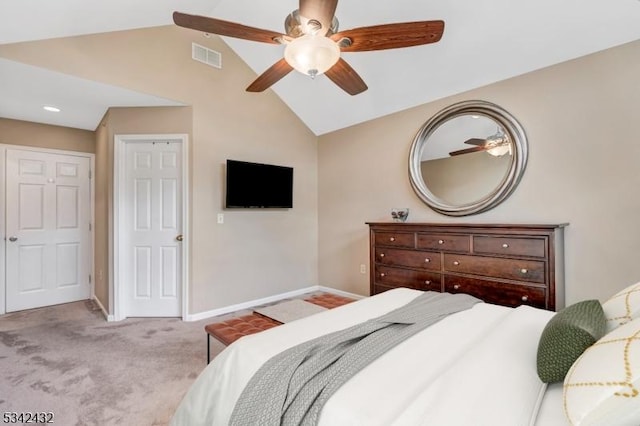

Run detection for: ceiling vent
[[192, 43, 222, 69]]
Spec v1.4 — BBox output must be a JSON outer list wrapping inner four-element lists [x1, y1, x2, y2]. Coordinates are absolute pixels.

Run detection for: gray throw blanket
[[229, 291, 481, 426]]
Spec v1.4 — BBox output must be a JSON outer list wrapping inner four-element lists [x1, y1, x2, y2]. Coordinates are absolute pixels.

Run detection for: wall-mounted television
[[225, 159, 293, 208]]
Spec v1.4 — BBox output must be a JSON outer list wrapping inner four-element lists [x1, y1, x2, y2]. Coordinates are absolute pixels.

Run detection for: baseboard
[[185, 286, 322, 322], [185, 285, 368, 322], [317, 286, 366, 300], [93, 296, 115, 322]]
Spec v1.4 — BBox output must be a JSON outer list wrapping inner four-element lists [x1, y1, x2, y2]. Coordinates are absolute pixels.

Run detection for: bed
[[172, 288, 575, 425], [173, 282, 640, 426]]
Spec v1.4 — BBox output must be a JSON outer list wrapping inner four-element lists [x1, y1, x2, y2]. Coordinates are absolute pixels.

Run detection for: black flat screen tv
[[225, 159, 293, 208]]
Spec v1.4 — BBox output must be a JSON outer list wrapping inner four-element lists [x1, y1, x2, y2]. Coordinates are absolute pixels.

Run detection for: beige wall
[[318, 39, 640, 304], [0, 25, 319, 315], [92, 106, 193, 312], [0, 117, 95, 153], [94, 114, 109, 309], [420, 152, 511, 205]]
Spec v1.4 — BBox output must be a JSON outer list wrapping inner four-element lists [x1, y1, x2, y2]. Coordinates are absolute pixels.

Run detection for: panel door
[[123, 141, 182, 317], [5, 149, 91, 312]]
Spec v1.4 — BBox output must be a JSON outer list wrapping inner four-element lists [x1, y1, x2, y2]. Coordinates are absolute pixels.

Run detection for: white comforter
[[172, 288, 563, 426]]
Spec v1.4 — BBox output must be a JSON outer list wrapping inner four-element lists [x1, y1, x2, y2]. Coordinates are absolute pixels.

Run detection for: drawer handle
[[520, 268, 528, 274], [425, 280, 431, 285], [453, 284, 460, 290], [424, 258, 430, 263], [389, 237, 395, 242], [438, 239, 444, 244], [521, 295, 529, 302], [379, 253, 385, 258], [502, 243, 509, 248], [453, 261, 460, 266], [380, 273, 386, 277]]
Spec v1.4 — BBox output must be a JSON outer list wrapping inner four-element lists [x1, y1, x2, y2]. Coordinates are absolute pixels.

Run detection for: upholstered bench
[[205, 293, 355, 363], [305, 293, 356, 309]]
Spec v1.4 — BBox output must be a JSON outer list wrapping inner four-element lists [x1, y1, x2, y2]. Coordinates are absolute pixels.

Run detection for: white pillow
[[563, 317, 640, 426], [602, 281, 640, 333]]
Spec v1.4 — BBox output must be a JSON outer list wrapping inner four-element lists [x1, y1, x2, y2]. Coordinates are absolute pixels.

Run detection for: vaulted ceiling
[[1, 1, 639, 134]]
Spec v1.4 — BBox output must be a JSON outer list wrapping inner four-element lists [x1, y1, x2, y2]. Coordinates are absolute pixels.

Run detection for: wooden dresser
[[368, 223, 567, 311]]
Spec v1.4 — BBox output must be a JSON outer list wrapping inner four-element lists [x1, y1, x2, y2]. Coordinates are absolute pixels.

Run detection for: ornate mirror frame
[[408, 100, 528, 216]]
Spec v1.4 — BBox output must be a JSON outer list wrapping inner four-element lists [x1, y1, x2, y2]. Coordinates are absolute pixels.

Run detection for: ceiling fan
[[449, 130, 512, 157], [173, 0, 444, 95]]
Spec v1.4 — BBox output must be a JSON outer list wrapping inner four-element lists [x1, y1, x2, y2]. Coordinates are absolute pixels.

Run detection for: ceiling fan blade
[[173, 11, 284, 44], [246, 59, 294, 92], [324, 58, 368, 96], [332, 20, 444, 52], [464, 138, 489, 146], [299, 0, 339, 34], [449, 146, 488, 156]]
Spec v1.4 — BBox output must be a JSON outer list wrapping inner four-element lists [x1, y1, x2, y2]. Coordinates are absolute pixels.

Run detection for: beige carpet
[[0, 300, 225, 426]]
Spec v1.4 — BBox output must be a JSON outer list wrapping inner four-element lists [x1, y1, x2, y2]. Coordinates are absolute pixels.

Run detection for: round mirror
[[409, 100, 528, 216]]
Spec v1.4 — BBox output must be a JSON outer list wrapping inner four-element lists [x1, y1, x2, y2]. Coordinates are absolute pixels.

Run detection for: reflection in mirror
[[409, 100, 528, 216], [420, 115, 512, 205]]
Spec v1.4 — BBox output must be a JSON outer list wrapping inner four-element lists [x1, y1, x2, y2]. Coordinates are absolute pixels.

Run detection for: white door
[[123, 141, 182, 317], [5, 149, 91, 312]]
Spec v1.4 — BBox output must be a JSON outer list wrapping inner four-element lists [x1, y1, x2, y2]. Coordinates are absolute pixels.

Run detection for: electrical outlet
[[359, 264, 367, 274], [217, 213, 224, 224]]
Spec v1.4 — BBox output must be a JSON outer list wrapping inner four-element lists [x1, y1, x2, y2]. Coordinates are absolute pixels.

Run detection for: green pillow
[[536, 300, 606, 383]]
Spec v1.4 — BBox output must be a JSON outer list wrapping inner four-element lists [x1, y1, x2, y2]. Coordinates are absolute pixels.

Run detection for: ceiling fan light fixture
[[487, 143, 512, 157], [284, 10, 339, 38], [172, 9, 444, 94], [284, 34, 340, 78], [485, 127, 511, 156]]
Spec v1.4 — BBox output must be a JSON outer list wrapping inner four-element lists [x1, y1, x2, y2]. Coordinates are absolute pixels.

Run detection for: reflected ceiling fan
[[449, 129, 512, 157], [173, 0, 444, 95]]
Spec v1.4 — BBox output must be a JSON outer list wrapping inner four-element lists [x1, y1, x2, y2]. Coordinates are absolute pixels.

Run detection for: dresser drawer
[[444, 276, 546, 309], [417, 233, 470, 252], [374, 232, 415, 248], [373, 283, 397, 295], [374, 265, 441, 291], [443, 254, 545, 284], [375, 248, 440, 271], [374, 283, 441, 295], [473, 236, 546, 258]]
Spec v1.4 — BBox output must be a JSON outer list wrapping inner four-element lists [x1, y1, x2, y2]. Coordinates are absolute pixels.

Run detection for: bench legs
[[207, 333, 211, 364]]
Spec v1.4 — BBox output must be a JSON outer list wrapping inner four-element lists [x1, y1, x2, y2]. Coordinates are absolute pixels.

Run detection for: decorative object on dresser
[[391, 208, 409, 222], [368, 222, 567, 311]]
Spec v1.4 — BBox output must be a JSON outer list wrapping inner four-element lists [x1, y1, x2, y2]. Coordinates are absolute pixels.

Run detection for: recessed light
[[43, 106, 61, 112]]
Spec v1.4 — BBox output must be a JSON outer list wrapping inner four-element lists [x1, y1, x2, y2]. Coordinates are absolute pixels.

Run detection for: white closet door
[[5, 149, 91, 312], [123, 141, 182, 317]]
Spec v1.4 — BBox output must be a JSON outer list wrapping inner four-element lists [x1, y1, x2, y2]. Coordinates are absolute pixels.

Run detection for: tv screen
[[225, 160, 293, 208]]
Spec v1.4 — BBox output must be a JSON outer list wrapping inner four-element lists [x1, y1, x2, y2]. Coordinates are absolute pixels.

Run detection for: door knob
[[8, 236, 17, 242], [176, 235, 183, 242]]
